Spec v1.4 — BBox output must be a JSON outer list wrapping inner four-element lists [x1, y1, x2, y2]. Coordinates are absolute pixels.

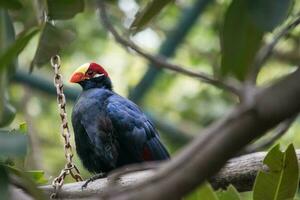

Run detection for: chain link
[[50, 55, 82, 199]]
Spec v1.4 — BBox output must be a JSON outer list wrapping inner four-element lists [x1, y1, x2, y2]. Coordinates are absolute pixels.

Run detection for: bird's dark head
[[69, 62, 112, 90]]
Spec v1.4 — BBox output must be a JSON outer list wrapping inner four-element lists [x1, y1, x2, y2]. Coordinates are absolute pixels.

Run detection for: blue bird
[[69, 62, 170, 186]]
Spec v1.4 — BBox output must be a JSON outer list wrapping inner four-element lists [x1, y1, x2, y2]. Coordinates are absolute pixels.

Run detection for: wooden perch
[[15, 150, 296, 199]]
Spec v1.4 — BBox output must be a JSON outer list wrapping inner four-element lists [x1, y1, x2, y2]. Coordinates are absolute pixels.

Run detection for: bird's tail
[[144, 136, 170, 161]]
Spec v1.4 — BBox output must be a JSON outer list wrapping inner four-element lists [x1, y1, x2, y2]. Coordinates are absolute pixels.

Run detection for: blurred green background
[[2, 0, 300, 196]]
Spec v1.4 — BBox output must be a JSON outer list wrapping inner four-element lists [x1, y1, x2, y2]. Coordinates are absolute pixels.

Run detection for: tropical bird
[[69, 62, 170, 186]]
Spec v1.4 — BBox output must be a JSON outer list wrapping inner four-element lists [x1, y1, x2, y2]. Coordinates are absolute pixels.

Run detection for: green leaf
[[247, 0, 294, 32], [130, 0, 174, 33], [220, 0, 264, 80], [25, 170, 48, 184], [18, 123, 27, 134], [0, 131, 27, 157], [0, 165, 9, 200], [0, 9, 15, 51], [0, 102, 16, 127], [0, 0, 22, 10], [0, 10, 17, 127], [0, 9, 17, 127], [47, 0, 84, 20], [253, 144, 299, 200], [0, 27, 39, 71], [31, 22, 76, 69], [184, 182, 218, 200], [217, 185, 241, 200]]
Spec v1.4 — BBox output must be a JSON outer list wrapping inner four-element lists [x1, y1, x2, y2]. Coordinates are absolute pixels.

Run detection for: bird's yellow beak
[[69, 63, 90, 83]]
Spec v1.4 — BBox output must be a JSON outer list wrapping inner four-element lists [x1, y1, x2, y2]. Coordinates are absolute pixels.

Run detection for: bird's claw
[[81, 172, 107, 190]]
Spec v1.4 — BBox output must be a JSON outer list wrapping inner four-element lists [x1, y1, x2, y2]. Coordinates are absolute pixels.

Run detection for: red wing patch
[[142, 146, 153, 161]]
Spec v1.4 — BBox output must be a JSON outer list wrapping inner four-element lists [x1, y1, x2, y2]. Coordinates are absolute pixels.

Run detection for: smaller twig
[[97, 0, 241, 96], [249, 15, 300, 83], [241, 116, 297, 155]]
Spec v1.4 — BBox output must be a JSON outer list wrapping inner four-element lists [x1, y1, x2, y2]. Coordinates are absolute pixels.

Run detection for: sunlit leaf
[[47, 0, 84, 20], [25, 170, 48, 184], [253, 144, 299, 200], [0, 131, 27, 157], [19, 123, 27, 134], [184, 182, 218, 200], [221, 0, 264, 80], [0, 27, 39, 71], [217, 185, 241, 200], [247, 0, 294, 32], [0, 0, 22, 10], [130, 0, 174, 33], [0, 100, 16, 127], [31, 22, 76, 70]]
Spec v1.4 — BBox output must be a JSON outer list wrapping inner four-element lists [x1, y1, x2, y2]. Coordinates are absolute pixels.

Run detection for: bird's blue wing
[[79, 99, 119, 169], [106, 94, 170, 161]]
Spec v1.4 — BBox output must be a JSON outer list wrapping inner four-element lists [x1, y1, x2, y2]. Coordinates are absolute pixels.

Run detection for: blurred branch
[[129, 0, 213, 104], [249, 15, 300, 83], [21, 87, 43, 169], [240, 116, 297, 155], [97, 0, 241, 96], [12, 70, 191, 147]]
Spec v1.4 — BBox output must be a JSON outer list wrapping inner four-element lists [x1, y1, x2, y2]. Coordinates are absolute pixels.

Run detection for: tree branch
[[96, 0, 241, 96], [32, 150, 300, 199]]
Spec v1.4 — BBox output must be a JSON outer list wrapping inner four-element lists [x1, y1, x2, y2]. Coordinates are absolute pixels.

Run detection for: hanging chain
[[50, 55, 83, 199]]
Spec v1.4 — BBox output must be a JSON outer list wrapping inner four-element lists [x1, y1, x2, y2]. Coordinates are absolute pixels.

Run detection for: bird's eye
[[87, 70, 94, 76]]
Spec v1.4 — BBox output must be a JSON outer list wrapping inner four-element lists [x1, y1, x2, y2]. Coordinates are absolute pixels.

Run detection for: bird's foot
[[81, 172, 107, 189]]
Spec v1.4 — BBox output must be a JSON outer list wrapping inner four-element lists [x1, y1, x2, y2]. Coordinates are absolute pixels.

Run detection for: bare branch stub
[[96, 0, 241, 96]]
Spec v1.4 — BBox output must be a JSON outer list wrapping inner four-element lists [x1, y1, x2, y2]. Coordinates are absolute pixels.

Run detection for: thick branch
[[97, 0, 241, 96], [34, 150, 300, 199]]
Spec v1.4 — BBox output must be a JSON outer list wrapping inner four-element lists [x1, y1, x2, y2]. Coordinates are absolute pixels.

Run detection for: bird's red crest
[[89, 62, 109, 77]]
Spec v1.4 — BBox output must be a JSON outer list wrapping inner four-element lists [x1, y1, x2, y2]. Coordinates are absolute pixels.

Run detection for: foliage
[[220, 0, 264, 80], [0, 0, 22, 10], [130, 0, 174, 33], [0, 27, 39, 70], [185, 182, 218, 200], [0, 125, 46, 199], [217, 185, 241, 200], [185, 144, 299, 200], [31, 22, 75, 69], [253, 144, 299, 200], [0, 130, 27, 157], [47, 0, 84, 20], [0, 9, 16, 127], [221, 0, 293, 80]]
